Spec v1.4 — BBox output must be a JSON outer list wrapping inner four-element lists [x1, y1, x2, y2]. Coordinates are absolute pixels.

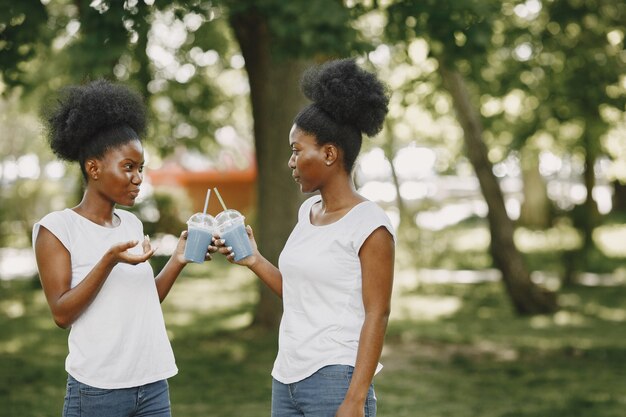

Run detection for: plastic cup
[[216, 209, 253, 261], [184, 213, 216, 263]]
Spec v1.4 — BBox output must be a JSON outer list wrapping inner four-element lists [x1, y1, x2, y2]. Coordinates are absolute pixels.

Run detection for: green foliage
[[127, 188, 191, 237], [0, 1, 49, 88], [386, 0, 499, 66], [223, 0, 372, 59]]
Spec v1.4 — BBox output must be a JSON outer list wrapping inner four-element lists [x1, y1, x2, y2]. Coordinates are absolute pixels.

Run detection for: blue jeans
[[63, 374, 171, 417], [271, 365, 377, 417]]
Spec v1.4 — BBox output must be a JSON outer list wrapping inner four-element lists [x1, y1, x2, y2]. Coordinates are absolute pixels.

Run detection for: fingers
[[207, 240, 218, 254], [142, 235, 151, 253], [118, 240, 140, 251], [213, 239, 235, 262], [111, 239, 155, 265]]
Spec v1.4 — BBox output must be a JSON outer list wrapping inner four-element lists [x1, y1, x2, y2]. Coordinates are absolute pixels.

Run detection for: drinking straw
[[214, 187, 228, 211], [202, 188, 211, 215]]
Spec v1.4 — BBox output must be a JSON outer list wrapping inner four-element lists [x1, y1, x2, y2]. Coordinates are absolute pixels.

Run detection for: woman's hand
[[335, 400, 365, 417], [171, 230, 217, 265], [214, 225, 260, 268], [107, 236, 156, 266], [214, 225, 283, 297]]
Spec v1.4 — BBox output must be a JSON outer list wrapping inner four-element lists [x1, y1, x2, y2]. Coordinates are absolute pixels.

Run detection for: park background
[[1, 0, 625, 416]]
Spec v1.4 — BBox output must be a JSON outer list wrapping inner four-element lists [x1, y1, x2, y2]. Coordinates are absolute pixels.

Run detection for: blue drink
[[216, 209, 253, 262], [184, 213, 216, 263]]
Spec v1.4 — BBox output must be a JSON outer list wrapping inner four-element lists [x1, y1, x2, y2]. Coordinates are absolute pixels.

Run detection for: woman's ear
[[85, 159, 100, 181], [323, 144, 338, 166]]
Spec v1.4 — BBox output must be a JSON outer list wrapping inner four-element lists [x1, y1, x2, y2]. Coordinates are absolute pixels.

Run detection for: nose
[[132, 170, 143, 185], [288, 154, 296, 170]]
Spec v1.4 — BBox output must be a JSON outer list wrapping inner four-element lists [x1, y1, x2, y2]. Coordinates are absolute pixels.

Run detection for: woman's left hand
[[172, 230, 217, 264], [335, 400, 364, 417]]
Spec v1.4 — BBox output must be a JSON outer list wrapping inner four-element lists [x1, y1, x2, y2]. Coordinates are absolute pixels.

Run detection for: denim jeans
[[271, 365, 377, 417], [62, 374, 172, 417]]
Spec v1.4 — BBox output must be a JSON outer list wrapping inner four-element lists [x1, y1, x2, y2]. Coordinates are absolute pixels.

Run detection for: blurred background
[[1, 1, 625, 416]]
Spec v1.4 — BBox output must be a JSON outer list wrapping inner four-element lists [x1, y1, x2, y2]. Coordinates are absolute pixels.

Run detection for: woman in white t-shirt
[[218, 58, 395, 417], [33, 80, 212, 417]]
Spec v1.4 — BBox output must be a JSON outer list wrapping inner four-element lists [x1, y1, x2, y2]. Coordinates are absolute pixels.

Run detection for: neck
[[73, 188, 116, 226], [318, 172, 362, 212]]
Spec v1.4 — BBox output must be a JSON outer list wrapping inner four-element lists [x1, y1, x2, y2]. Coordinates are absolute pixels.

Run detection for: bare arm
[[337, 226, 395, 417], [217, 225, 283, 298], [154, 230, 211, 302], [34, 226, 155, 328]]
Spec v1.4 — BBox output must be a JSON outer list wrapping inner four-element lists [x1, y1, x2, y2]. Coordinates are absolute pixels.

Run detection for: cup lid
[[215, 209, 243, 225], [187, 213, 216, 227]]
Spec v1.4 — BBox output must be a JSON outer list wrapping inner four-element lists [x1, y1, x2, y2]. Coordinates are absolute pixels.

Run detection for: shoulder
[[33, 209, 74, 250], [36, 209, 73, 228], [349, 201, 396, 244], [354, 200, 390, 220]]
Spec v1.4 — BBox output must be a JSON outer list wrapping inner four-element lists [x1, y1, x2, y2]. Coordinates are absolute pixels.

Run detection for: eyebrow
[[122, 158, 145, 164]]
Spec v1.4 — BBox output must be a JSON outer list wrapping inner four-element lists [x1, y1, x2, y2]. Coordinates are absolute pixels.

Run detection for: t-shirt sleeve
[[32, 211, 71, 252], [351, 202, 396, 254]]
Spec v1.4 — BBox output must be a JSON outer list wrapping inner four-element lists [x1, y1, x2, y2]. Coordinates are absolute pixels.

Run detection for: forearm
[[155, 256, 186, 302], [344, 312, 390, 403], [248, 256, 283, 298], [49, 253, 116, 328]]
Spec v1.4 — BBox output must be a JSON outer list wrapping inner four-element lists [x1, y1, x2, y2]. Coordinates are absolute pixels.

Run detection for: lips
[[129, 189, 140, 198]]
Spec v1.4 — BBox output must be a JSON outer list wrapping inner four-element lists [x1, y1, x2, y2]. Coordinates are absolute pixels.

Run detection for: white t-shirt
[[274, 196, 396, 384], [32, 208, 178, 389]]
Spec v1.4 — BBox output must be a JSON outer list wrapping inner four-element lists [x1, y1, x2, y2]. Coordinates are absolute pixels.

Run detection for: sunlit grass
[[2, 256, 626, 417]]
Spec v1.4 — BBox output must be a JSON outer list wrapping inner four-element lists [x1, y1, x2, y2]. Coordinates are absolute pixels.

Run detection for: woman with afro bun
[[33, 79, 209, 417], [218, 58, 395, 417]]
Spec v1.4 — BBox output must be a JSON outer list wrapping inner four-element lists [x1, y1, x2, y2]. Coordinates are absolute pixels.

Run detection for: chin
[[118, 199, 136, 207], [299, 185, 318, 194]]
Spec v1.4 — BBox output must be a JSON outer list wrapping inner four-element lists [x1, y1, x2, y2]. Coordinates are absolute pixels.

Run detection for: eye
[[139, 165, 144, 173], [124, 163, 133, 170]]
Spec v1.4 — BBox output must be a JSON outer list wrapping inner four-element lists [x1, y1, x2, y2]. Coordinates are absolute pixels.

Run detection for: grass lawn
[[1, 256, 625, 416]]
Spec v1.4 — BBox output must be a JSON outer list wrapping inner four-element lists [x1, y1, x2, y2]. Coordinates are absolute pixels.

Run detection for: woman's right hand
[[214, 225, 260, 268], [106, 237, 155, 266]]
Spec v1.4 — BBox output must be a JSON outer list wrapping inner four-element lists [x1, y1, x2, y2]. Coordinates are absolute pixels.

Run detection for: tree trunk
[[519, 146, 550, 229], [581, 134, 599, 251], [230, 12, 310, 329], [438, 64, 557, 315], [564, 130, 600, 285], [613, 180, 626, 212], [382, 120, 409, 229]]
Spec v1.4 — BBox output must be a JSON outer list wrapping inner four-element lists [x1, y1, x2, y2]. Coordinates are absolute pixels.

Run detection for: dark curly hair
[[43, 79, 147, 179], [294, 58, 389, 172]]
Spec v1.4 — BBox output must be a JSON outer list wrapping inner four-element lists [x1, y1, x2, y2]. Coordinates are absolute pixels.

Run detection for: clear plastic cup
[[184, 213, 216, 263], [216, 209, 253, 261]]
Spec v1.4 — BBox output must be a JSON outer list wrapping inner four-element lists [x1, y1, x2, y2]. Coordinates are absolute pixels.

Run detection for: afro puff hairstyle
[[294, 58, 389, 172], [43, 79, 146, 179]]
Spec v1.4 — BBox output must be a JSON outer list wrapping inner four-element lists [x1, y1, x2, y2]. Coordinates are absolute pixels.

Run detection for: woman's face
[[90, 139, 144, 207], [288, 125, 327, 193]]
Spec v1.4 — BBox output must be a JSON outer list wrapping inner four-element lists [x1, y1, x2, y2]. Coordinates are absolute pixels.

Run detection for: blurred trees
[[1, 0, 625, 320], [385, 0, 558, 314], [529, 0, 626, 277], [1, 0, 373, 327]]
